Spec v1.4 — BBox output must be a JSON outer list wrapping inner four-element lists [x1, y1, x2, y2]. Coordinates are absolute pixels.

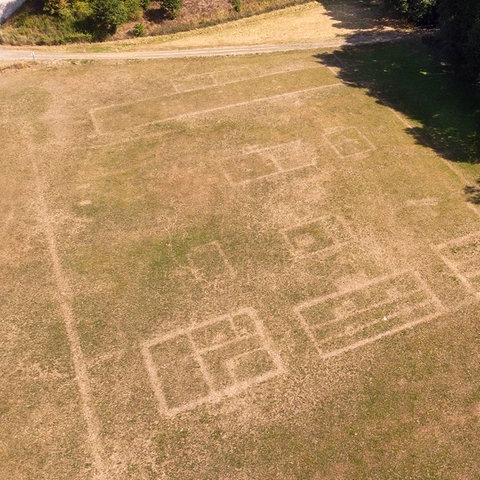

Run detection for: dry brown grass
[[1, 46, 480, 480]]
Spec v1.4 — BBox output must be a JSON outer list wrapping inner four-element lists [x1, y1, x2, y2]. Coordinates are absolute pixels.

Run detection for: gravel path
[[0, 31, 420, 62]]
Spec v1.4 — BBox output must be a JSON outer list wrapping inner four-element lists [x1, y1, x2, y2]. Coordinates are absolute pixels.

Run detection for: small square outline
[[323, 126, 376, 159], [281, 215, 352, 259]]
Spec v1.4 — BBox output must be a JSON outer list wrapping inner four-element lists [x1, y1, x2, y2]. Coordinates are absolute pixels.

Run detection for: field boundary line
[[30, 152, 106, 479]]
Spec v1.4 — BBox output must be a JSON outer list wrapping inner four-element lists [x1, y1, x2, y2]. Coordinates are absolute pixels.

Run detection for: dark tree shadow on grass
[[310, 1, 480, 207], [465, 180, 480, 205], [316, 38, 480, 164], [318, 0, 408, 31]]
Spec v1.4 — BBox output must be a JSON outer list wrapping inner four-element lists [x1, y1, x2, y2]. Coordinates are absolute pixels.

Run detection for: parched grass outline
[[280, 214, 353, 260], [293, 270, 445, 360], [171, 66, 254, 93], [187, 240, 236, 281], [433, 231, 480, 300], [89, 69, 343, 135], [222, 139, 317, 186], [323, 126, 376, 159], [141, 307, 285, 417]]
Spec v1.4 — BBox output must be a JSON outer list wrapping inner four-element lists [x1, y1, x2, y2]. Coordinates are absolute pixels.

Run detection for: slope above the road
[[0, 1, 408, 57]]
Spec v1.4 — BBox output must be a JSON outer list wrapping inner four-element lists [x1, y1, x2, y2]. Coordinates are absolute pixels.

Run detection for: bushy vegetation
[[0, 0, 148, 43], [91, 0, 127, 35], [132, 22, 145, 36], [384, 0, 438, 24], [0, 0, 94, 44], [0, 0, 313, 44]]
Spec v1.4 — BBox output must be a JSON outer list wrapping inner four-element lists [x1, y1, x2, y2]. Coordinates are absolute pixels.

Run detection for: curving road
[[0, 31, 421, 62]]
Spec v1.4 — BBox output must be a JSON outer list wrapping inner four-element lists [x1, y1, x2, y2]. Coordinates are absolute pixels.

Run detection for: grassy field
[[1, 40, 480, 480]]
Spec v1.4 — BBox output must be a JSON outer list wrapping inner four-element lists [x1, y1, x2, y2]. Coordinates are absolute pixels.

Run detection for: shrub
[[231, 0, 242, 13], [43, 0, 69, 16], [132, 22, 145, 36]]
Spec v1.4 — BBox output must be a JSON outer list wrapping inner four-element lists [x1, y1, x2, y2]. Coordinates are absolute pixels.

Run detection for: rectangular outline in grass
[[223, 140, 316, 186], [281, 215, 352, 260], [89, 68, 342, 135], [434, 231, 480, 299], [141, 307, 285, 417], [323, 126, 376, 159], [187, 240, 236, 281], [293, 270, 445, 359]]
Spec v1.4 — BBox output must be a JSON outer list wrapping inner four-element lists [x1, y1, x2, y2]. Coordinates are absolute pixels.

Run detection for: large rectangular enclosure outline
[[90, 65, 324, 114], [141, 308, 286, 417], [434, 231, 480, 299], [222, 140, 317, 186], [293, 270, 445, 359], [89, 72, 343, 135], [280, 215, 353, 259], [323, 126, 376, 159]]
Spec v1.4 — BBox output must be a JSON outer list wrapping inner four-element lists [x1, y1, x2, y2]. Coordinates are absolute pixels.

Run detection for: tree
[[92, 0, 128, 34], [384, 0, 438, 25], [162, 0, 182, 19], [438, 0, 480, 84]]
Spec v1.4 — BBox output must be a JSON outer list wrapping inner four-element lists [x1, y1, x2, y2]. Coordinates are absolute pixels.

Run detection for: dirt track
[[0, 31, 418, 61]]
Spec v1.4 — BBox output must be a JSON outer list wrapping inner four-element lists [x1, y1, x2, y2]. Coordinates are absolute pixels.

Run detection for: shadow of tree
[[145, 3, 171, 23], [316, 37, 480, 163], [314, 1, 480, 202], [319, 0, 406, 31], [465, 180, 480, 204]]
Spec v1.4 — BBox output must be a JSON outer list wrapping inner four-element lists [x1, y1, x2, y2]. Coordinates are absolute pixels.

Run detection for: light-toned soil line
[[30, 147, 107, 479]]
